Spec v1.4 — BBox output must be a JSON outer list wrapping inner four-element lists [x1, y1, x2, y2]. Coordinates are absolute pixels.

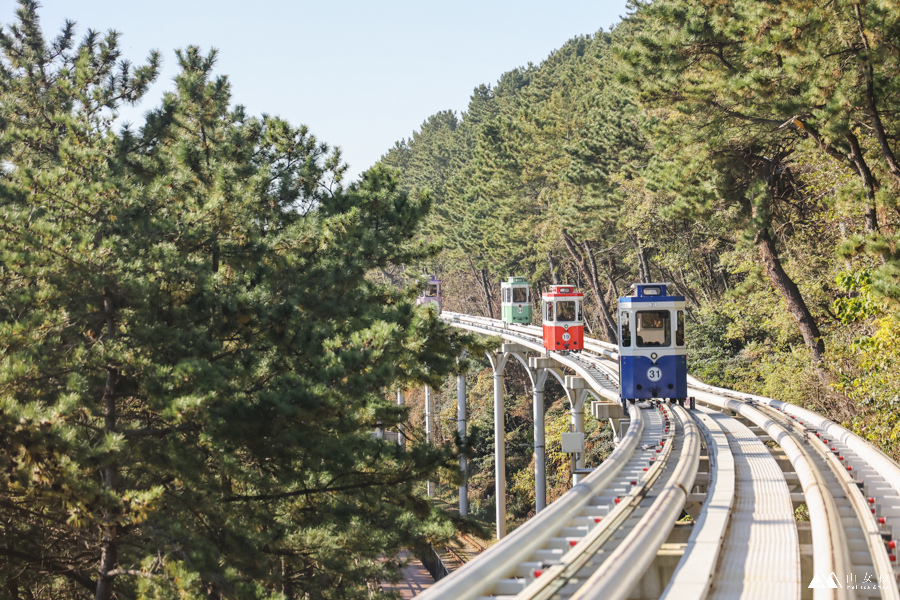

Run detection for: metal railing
[[414, 543, 450, 582]]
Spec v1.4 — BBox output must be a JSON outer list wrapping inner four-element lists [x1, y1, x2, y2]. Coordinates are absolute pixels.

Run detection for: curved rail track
[[420, 312, 900, 600]]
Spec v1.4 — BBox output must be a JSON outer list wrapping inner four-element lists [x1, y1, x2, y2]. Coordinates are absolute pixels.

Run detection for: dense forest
[[3, 0, 900, 598], [382, 0, 900, 524]]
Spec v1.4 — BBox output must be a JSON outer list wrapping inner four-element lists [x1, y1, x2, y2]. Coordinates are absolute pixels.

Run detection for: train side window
[[557, 301, 576, 321], [620, 311, 631, 347], [513, 287, 528, 303], [636, 310, 671, 347], [676, 310, 685, 346], [575, 301, 581, 322], [545, 301, 554, 321]]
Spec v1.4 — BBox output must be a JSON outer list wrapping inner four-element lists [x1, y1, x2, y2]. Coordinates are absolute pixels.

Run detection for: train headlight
[[650, 353, 658, 360]]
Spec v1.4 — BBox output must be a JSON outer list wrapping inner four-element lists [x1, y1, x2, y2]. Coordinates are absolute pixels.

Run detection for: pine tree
[[1, 4, 487, 598]]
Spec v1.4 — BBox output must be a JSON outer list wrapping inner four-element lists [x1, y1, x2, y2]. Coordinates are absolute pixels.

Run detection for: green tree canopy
[[0, 3, 488, 598]]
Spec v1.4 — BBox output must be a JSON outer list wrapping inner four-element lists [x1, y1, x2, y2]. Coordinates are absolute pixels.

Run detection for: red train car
[[542, 285, 584, 352]]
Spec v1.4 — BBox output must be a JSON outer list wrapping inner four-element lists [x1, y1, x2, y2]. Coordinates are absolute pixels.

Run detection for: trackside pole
[[571, 389, 590, 485], [457, 371, 468, 517], [425, 385, 435, 498], [572, 405, 585, 484], [563, 379, 588, 485]]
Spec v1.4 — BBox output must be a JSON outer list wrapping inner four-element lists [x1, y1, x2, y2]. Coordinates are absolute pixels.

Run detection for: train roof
[[619, 282, 684, 304], [502, 276, 530, 286], [542, 284, 582, 298]]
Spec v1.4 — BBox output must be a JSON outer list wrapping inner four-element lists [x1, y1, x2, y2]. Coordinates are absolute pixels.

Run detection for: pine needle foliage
[[0, 3, 488, 598]]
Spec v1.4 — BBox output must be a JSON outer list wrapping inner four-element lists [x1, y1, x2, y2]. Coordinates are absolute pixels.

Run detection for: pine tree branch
[[222, 471, 427, 503], [0, 548, 96, 592], [121, 423, 200, 438]]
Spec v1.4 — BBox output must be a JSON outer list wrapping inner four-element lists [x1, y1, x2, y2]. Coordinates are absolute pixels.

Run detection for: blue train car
[[618, 283, 687, 405]]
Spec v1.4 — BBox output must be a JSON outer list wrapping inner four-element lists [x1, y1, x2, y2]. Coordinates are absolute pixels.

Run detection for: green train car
[[501, 276, 532, 324]]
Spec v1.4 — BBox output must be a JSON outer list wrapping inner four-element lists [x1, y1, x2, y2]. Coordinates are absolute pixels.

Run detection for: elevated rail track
[[418, 312, 900, 600]]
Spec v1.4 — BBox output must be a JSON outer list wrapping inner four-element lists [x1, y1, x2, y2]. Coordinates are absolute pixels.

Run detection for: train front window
[[425, 284, 438, 297], [513, 287, 528, 303], [676, 310, 685, 346], [556, 301, 576, 321], [636, 310, 671, 347], [620, 311, 631, 347]]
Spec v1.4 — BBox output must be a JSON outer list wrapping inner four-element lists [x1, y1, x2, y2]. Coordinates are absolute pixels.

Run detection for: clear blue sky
[[12, 1, 630, 181]]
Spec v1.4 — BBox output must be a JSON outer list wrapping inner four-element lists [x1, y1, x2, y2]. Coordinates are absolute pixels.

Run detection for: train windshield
[[512, 287, 528, 303], [620, 311, 631, 347], [425, 284, 439, 297], [556, 301, 576, 322], [636, 310, 671, 347]]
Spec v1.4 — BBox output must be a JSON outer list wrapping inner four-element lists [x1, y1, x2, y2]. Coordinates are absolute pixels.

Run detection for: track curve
[[425, 312, 900, 599]]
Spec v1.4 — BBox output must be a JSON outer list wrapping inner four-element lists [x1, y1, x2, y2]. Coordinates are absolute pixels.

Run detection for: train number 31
[[647, 367, 662, 381]]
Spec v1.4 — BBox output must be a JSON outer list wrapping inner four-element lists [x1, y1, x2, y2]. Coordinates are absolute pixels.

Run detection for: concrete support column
[[425, 384, 435, 498], [457, 371, 468, 517], [487, 350, 510, 540], [493, 367, 505, 538], [528, 357, 554, 514], [533, 385, 546, 512], [397, 390, 405, 448]]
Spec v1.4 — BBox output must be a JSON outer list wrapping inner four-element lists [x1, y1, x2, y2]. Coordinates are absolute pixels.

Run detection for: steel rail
[[757, 401, 900, 600], [691, 387, 854, 600], [688, 376, 900, 504], [446, 312, 620, 362], [414, 402, 644, 600], [513, 403, 678, 600], [569, 404, 701, 600], [660, 408, 736, 599], [460, 533, 486, 553], [690, 377, 900, 594], [437, 312, 705, 599]]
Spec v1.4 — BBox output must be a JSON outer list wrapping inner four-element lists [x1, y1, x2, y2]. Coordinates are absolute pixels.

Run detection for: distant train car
[[542, 285, 584, 352], [501, 276, 532, 325], [416, 275, 442, 313], [618, 283, 687, 405]]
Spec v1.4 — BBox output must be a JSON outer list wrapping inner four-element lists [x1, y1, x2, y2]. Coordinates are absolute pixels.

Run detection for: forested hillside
[[380, 0, 900, 505]]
